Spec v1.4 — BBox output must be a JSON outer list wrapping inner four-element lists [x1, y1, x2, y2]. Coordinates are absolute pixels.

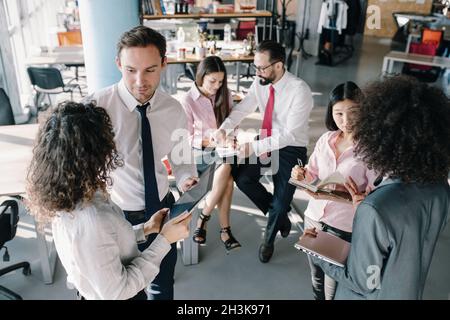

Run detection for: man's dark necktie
[[137, 103, 161, 219]]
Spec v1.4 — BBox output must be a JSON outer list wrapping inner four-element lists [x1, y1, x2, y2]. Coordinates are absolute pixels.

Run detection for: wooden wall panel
[[364, 0, 433, 38]]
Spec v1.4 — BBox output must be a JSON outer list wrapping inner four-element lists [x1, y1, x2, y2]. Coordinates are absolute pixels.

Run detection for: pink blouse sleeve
[[305, 133, 328, 181]]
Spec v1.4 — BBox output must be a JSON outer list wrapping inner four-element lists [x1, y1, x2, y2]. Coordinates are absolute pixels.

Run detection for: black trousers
[[123, 191, 176, 300], [231, 146, 307, 245]]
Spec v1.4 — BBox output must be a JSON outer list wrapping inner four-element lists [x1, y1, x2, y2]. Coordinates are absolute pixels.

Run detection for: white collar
[[271, 69, 289, 92], [118, 79, 158, 112]]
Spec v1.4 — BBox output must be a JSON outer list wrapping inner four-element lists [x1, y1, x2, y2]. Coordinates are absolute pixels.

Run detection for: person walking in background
[[181, 56, 241, 252], [214, 40, 314, 263], [308, 75, 450, 299], [291, 82, 377, 300], [84, 26, 198, 300], [26, 102, 192, 300]]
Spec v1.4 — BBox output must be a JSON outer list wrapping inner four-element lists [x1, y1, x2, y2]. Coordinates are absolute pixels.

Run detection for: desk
[[25, 46, 84, 66], [0, 124, 57, 284], [164, 53, 254, 94], [382, 50, 450, 75]]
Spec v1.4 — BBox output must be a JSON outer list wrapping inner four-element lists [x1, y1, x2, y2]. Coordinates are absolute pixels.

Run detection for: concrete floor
[[1, 36, 449, 300]]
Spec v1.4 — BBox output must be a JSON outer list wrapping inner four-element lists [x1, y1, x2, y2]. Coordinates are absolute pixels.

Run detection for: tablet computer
[[169, 163, 215, 219], [294, 229, 351, 267]]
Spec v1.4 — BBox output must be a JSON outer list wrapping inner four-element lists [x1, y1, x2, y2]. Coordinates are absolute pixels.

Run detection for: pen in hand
[[296, 158, 306, 180]]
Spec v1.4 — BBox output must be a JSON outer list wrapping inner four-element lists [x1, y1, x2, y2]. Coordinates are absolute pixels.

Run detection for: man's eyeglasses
[[251, 61, 280, 73]]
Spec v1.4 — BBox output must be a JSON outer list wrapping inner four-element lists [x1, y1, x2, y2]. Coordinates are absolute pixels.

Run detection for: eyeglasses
[[251, 61, 280, 73]]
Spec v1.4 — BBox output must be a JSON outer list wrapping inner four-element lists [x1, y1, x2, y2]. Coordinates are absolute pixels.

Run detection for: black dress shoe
[[280, 218, 292, 238], [258, 243, 274, 263]]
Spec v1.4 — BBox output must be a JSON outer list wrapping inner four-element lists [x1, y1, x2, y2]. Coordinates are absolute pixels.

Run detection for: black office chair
[[183, 63, 197, 82], [27, 67, 83, 111], [0, 88, 15, 126], [0, 197, 31, 300]]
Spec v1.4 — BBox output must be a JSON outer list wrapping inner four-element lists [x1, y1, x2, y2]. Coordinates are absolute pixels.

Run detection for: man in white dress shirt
[[85, 26, 197, 300], [215, 40, 313, 263]]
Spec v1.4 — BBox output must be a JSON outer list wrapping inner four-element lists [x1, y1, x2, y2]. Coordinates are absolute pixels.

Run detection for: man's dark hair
[[117, 26, 166, 59], [256, 40, 286, 64]]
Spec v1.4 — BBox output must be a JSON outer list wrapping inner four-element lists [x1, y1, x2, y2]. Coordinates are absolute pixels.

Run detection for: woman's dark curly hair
[[26, 101, 123, 225], [352, 75, 450, 184]]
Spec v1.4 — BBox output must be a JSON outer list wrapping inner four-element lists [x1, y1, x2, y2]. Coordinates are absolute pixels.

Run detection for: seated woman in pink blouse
[[180, 56, 241, 252], [291, 82, 377, 300]]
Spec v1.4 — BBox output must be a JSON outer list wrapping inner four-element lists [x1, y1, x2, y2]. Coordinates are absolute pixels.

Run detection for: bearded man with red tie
[[214, 40, 313, 263]]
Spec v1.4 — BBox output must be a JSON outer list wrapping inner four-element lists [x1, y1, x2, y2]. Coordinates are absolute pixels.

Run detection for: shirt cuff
[[251, 140, 265, 157], [211, 129, 222, 143], [192, 135, 202, 149], [176, 173, 192, 191], [133, 223, 147, 244], [151, 234, 171, 253]]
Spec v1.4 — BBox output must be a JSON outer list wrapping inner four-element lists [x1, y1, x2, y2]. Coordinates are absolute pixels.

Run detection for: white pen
[[297, 158, 306, 179]]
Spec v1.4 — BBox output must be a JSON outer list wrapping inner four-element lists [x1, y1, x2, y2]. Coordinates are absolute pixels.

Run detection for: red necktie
[[261, 85, 275, 139]]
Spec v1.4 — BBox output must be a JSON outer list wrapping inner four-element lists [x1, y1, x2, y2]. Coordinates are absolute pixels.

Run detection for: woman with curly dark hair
[[26, 101, 192, 300], [308, 75, 450, 299]]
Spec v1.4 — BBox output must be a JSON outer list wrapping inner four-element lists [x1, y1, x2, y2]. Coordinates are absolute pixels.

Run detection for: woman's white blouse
[[52, 191, 170, 300]]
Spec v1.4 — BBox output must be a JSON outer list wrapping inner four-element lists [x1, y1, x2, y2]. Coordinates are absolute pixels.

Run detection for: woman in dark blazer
[[304, 75, 450, 299]]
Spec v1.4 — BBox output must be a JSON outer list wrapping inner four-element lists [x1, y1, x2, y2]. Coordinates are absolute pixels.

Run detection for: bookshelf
[[139, 0, 274, 39], [142, 11, 272, 20]]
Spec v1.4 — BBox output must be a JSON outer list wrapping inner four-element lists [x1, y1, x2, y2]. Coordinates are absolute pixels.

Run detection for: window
[[2, 0, 65, 107]]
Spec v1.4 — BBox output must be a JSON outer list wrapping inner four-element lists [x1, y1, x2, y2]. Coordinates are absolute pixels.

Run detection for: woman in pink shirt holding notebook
[[180, 56, 241, 252], [291, 81, 377, 300]]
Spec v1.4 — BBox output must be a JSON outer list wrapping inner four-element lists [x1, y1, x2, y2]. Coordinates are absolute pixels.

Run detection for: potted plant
[[207, 34, 219, 55], [196, 30, 209, 58]]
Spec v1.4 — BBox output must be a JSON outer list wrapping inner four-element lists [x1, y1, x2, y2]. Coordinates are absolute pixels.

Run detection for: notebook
[[289, 172, 346, 193], [289, 176, 352, 203], [294, 229, 351, 267]]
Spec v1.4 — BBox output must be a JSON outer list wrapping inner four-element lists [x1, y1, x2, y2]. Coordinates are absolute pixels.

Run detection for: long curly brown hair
[[26, 101, 123, 225], [353, 75, 450, 184]]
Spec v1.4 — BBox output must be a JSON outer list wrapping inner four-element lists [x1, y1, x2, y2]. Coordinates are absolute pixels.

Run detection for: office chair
[[56, 31, 84, 82], [27, 67, 83, 111], [403, 28, 443, 83], [0, 88, 15, 126], [0, 197, 31, 300], [183, 63, 197, 82], [57, 30, 82, 46]]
